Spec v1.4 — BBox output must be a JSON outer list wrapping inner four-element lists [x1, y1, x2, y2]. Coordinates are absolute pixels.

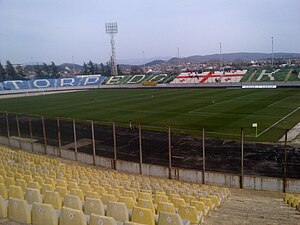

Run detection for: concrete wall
[[142, 164, 169, 178], [286, 179, 300, 193], [178, 168, 203, 184], [77, 152, 94, 165], [61, 149, 75, 161], [205, 171, 240, 188], [1, 136, 300, 193], [243, 175, 283, 191], [95, 156, 113, 169], [116, 160, 140, 174]]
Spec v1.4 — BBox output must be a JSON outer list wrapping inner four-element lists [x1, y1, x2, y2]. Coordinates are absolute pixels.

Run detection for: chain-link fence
[[1, 112, 299, 179]]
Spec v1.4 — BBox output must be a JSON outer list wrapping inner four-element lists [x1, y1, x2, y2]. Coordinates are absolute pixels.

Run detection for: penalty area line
[[257, 106, 300, 137]]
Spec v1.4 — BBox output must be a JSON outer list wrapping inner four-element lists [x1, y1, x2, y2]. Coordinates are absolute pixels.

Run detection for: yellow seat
[[14, 173, 23, 180], [84, 197, 105, 216], [107, 201, 129, 223], [44, 178, 56, 189], [9, 185, 24, 200], [292, 196, 300, 208], [157, 202, 176, 214], [63, 194, 82, 210], [89, 213, 117, 225], [42, 184, 55, 195], [44, 191, 62, 210], [178, 205, 202, 224], [158, 211, 185, 225], [4, 176, 15, 188], [109, 188, 121, 198], [207, 195, 220, 207], [171, 197, 186, 209], [199, 198, 215, 211], [191, 200, 209, 216], [85, 191, 100, 199], [183, 195, 196, 205], [24, 174, 33, 182], [94, 186, 106, 196], [154, 194, 168, 205], [25, 188, 43, 204], [70, 188, 85, 201], [119, 196, 135, 210], [56, 186, 68, 198], [67, 181, 78, 191], [33, 176, 44, 186], [32, 202, 58, 225], [102, 193, 118, 205], [28, 181, 41, 190], [0, 195, 7, 219], [124, 222, 144, 225], [138, 192, 152, 201], [60, 207, 87, 225], [15, 179, 27, 192], [0, 183, 8, 200], [56, 179, 67, 188], [138, 198, 155, 214], [8, 197, 31, 224], [124, 190, 137, 201], [132, 206, 155, 225]]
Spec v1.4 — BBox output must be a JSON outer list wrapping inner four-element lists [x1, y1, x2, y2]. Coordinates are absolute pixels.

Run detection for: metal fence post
[[112, 122, 117, 170], [168, 125, 172, 179], [56, 118, 62, 158], [202, 126, 206, 185], [240, 127, 244, 189], [283, 129, 288, 193], [41, 116, 47, 154], [91, 120, 96, 165], [5, 112, 10, 146], [16, 114, 21, 149], [139, 123, 143, 175], [28, 117, 33, 152], [73, 118, 78, 161]]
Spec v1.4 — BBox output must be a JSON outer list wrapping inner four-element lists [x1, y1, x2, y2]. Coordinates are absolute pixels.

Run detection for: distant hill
[[166, 52, 300, 65]]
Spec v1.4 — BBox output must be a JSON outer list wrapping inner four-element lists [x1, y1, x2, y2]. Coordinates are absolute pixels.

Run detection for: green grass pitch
[[0, 88, 300, 142]]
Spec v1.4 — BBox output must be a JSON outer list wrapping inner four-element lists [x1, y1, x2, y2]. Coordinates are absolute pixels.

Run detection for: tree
[[15, 65, 26, 79], [0, 61, 6, 81], [117, 64, 122, 75], [82, 62, 88, 75], [49, 62, 59, 78], [87, 60, 97, 74], [130, 65, 143, 75], [104, 62, 111, 76], [6, 60, 17, 80], [100, 63, 105, 75], [42, 63, 50, 77], [34, 64, 43, 78]]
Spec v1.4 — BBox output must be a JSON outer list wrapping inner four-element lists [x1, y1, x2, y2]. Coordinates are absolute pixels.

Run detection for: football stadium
[[0, 70, 299, 224], [1, 0, 300, 224]]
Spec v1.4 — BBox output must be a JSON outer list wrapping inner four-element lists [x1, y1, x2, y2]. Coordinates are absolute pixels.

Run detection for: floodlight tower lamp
[[105, 22, 118, 76]]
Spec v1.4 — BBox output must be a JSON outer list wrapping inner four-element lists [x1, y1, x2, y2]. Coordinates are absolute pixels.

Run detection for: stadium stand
[[283, 193, 300, 211], [103, 74, 169, 85], [0, 145, 230, 224]]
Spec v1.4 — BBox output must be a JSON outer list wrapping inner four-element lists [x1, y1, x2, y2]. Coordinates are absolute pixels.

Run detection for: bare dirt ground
[[204, 188, 300, 225]]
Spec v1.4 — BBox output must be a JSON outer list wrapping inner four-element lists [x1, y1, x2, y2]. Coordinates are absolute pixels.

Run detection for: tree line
[[0, 61, 59, 82]]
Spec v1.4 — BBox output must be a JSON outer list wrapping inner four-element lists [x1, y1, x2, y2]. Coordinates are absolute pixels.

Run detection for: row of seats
[[0, 146, 230, 224], [283, 193, 300, 211]]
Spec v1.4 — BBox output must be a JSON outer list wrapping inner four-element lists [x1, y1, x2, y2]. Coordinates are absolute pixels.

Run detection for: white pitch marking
[[257, 106, 300, 137], [267, 95, 293, 107], [189, 91, 259, 113]]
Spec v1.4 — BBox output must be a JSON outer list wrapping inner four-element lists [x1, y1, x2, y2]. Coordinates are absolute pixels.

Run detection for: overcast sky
[[0, 0, 299, 64]]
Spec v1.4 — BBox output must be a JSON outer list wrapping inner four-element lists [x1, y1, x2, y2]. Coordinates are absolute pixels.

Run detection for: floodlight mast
[[271, 36, 274, 67], [105, 22, 118, 76], [219, 42, 222, 68]]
